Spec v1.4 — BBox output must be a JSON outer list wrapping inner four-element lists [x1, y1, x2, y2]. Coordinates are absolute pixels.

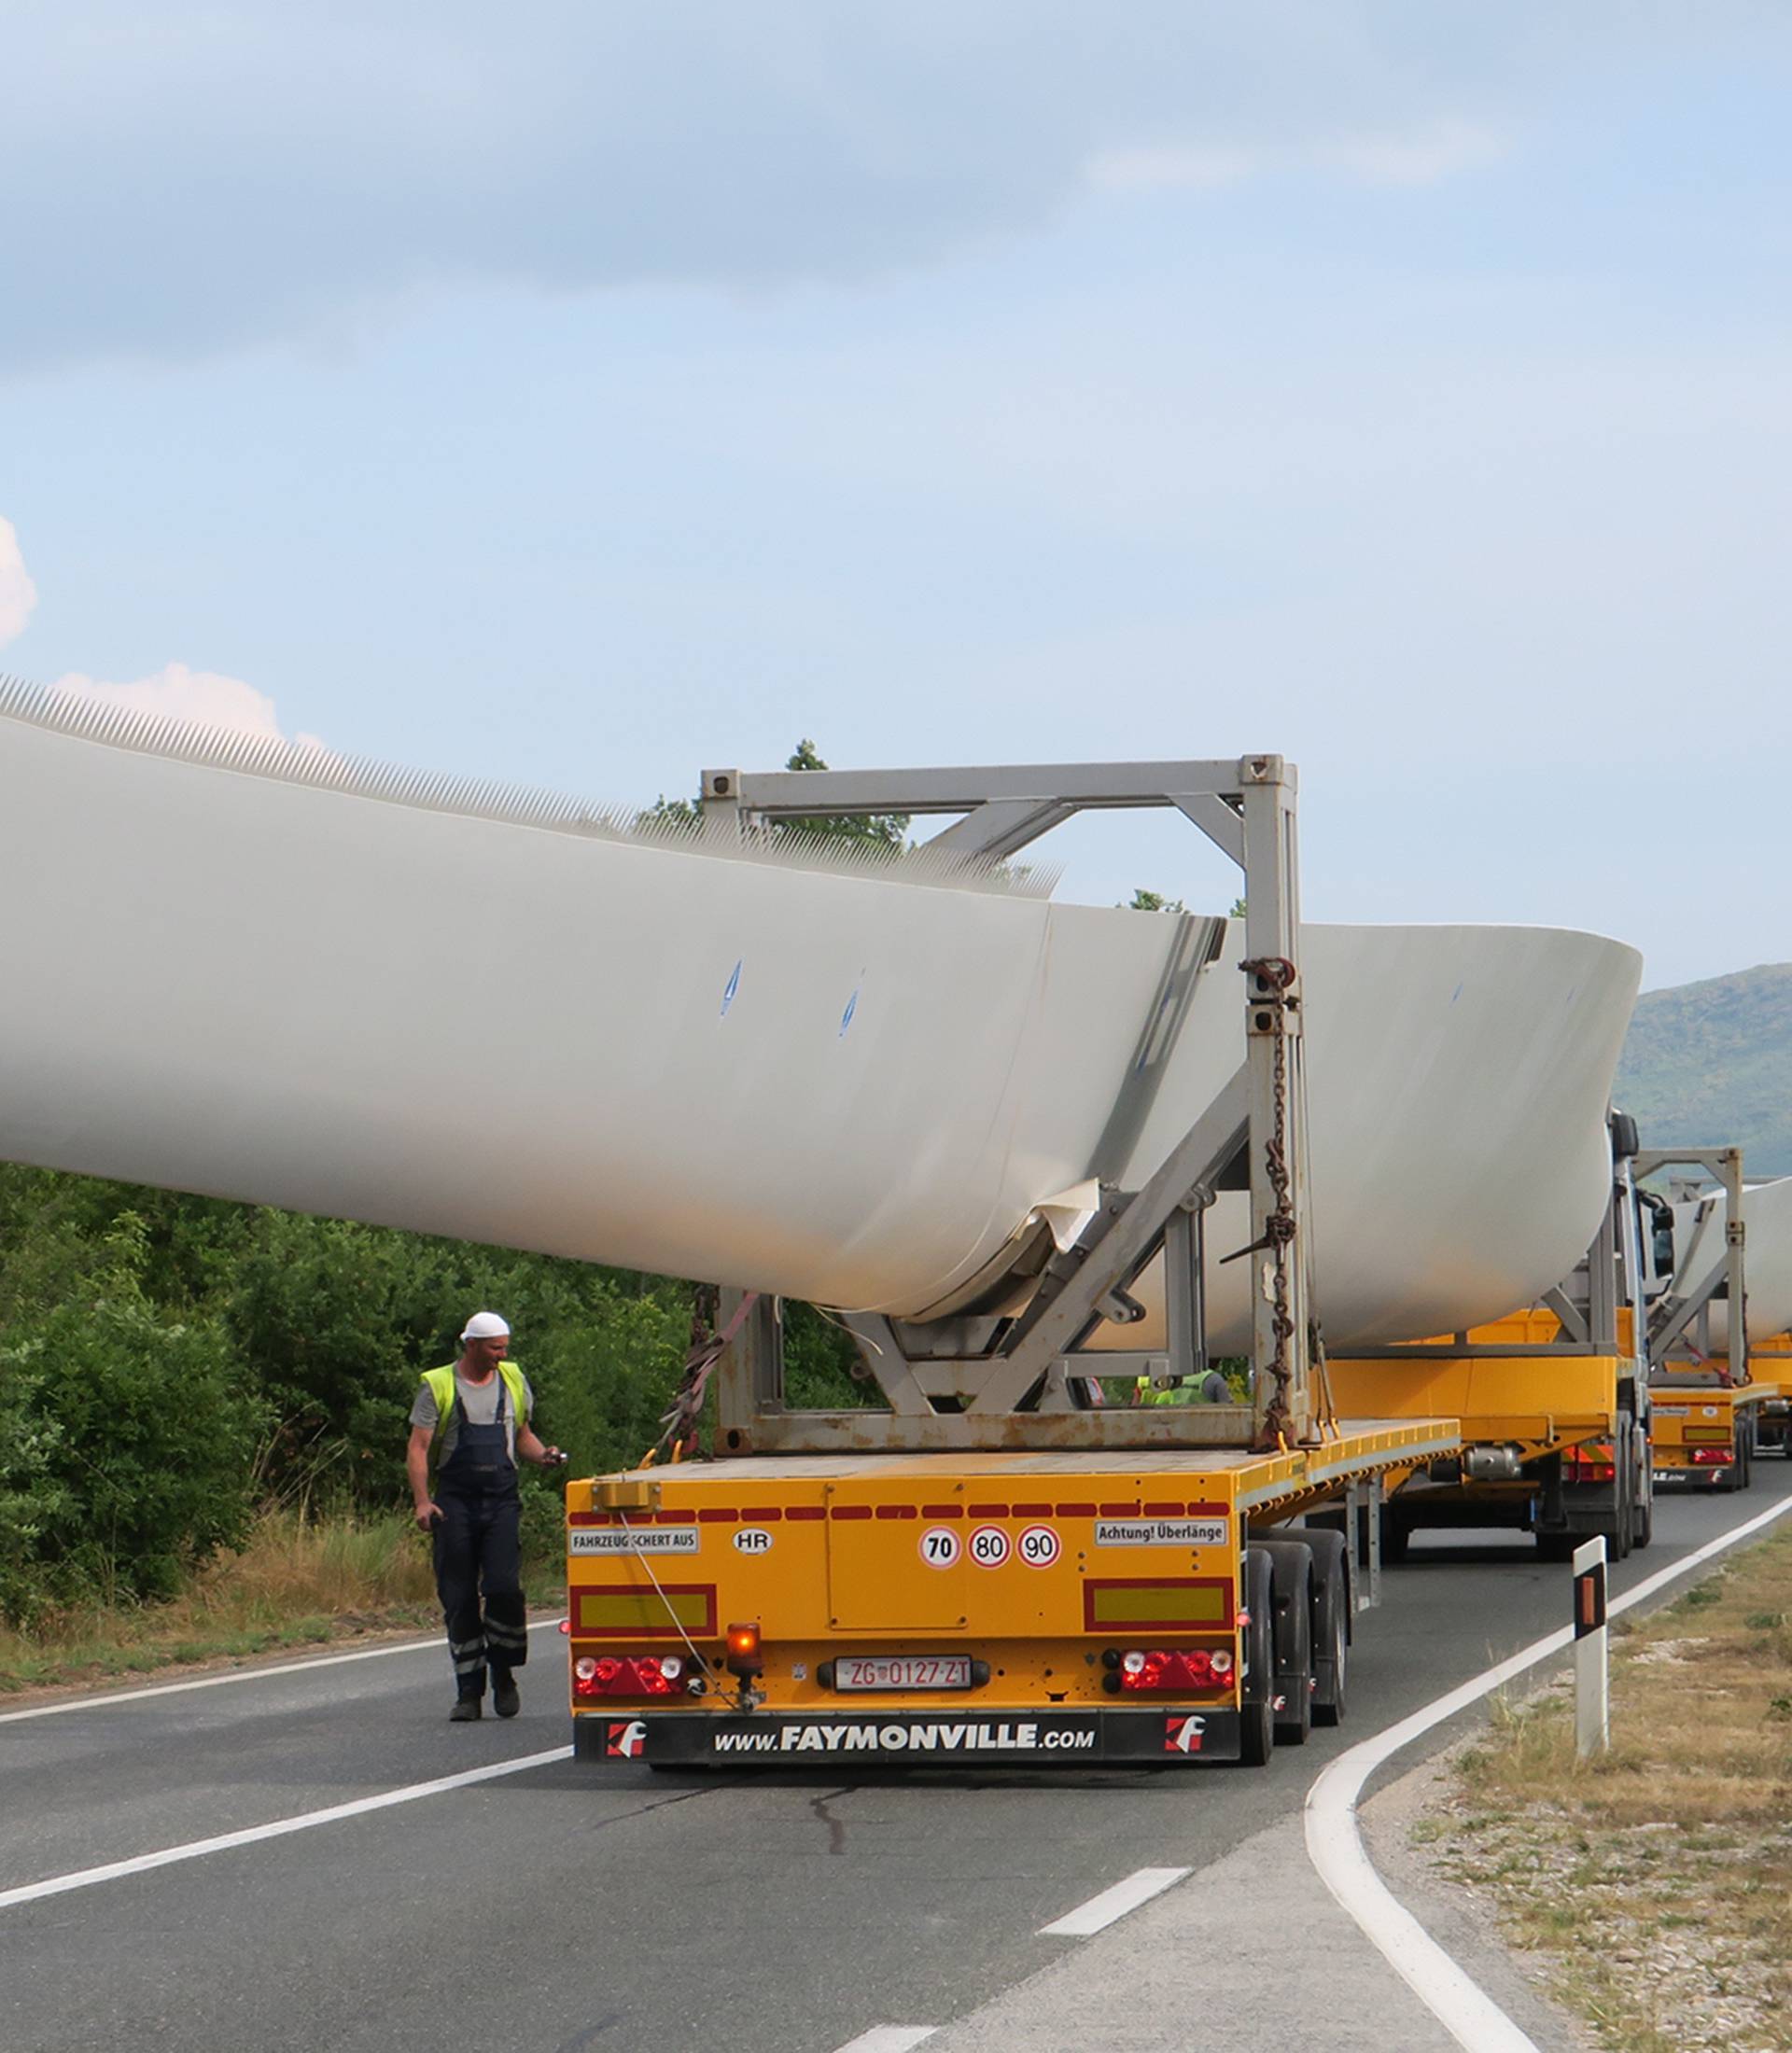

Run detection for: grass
[[0, 1506, 564, 1697], [1421, 1523, 1792, 2052]]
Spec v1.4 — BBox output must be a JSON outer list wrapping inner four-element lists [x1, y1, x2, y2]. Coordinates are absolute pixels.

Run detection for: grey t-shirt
[[411, 1367, 534, 1468]]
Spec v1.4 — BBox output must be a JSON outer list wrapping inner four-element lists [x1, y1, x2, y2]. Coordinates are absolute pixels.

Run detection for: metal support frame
[[697, 757, 1313, 1457], [1635, 1146, 1747, 1384]]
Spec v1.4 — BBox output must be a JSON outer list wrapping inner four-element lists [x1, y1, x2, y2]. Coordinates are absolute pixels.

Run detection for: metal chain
[[1262, 1008, 1295, 1445], [647, 1286, 760, 1462], [1241, 957, 1297, 1448]]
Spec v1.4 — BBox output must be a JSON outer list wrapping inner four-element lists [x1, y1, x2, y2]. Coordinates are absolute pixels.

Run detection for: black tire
[[1250, 1526, 1351, 1726], [1535, 1529, 1576, 1562], [1632, 1446, 1654, 1549], [1238, 1548, 1276, 1768], [1258, 1541, 1314, 1747], [1379, 1505, 1411, 1564], [1604, 1417, 1633, 1562], [1305, 1528, 1351, 1726]]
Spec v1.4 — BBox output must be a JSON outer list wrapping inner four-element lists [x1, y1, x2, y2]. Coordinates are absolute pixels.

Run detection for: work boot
[[449, 1695, 483, 1722], [491, 1669, 520, 1719]]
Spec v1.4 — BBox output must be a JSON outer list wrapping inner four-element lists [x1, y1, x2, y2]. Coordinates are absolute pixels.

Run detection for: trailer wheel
[[1305, 1529, 1351, 1727], [1631, 1443, 1654, 1550], [1379, 1506, 1411, 1564], [1238, 1548, 1275, 1768], [1247, 1526, 1351, 1725], [1604, 1416, 1633, 1562], [1535, 1530, 1576, 1562], [1257, 1541, 1313, 1747]]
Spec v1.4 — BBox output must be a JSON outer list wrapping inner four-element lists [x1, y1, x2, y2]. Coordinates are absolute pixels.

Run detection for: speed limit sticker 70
[[1018, 1525, 1060, 1569], [918, 1526, 961, 1570]]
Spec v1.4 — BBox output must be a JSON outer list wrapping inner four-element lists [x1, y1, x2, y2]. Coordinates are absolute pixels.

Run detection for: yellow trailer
[[1327, 1308, 1642, 1560], [1751, 1334, 1792, 1457], [1649, 1379, 1772, 1490], [566, 1421, 1457, 1768]]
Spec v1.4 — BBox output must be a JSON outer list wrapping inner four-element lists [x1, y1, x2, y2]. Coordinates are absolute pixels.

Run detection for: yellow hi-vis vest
[[422, 1362, 530, 1450]]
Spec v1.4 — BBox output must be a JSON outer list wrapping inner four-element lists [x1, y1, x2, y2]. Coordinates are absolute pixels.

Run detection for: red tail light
[[572, 1654, 684, 1699], [1691, 1447, 1732, 1466], [1109, 1648, 1230, 1693], [1564, 1449, 1615, 1483]]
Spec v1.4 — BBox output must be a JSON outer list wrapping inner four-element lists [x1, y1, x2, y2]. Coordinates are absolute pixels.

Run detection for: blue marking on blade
[[839, 987, 859, 1038], [1450, 983, 1463, 1004], [721, 959, 742, 1017]]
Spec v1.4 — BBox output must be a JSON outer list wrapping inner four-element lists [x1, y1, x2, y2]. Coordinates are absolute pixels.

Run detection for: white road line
[[0, 1744, 572, 1912], [0, 1615, 566, 1725], [1306, 1489, 1792, 2053], [830, 2032, 938, 2053], [1039, 1864, 1192, 1937]]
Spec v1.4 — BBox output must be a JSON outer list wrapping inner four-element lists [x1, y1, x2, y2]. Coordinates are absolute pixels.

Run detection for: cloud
[[1085, 121, 1505, 194], [2, 523, 325, 749], [0, 519, 38, 643], [1085, 146, 1262, 195], [50, 663, 327, 752], [5, 3, 1779, 370], [1315, 120, 1505, 187]]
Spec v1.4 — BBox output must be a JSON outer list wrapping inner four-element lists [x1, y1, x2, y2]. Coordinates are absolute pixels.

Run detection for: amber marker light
[[724, 1622, 763, 1680]]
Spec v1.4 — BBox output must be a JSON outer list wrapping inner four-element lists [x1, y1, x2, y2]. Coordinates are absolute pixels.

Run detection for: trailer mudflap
[[575, 1707, 1243, 1765]]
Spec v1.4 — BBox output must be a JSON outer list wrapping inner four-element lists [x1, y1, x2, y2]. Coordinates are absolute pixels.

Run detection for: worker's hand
[[414, 1500, 442, 1532], [537, 1445, 567, 1468]]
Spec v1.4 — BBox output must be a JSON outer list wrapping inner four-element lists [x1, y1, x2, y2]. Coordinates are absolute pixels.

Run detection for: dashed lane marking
[[830, 2032, 938, 2053], [1039, 1864, 1192, 1937], [0, 1746, 572, 1911]]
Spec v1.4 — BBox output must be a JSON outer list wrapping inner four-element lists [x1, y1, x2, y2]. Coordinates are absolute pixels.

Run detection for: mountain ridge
[[1614, 961, 1792, 1177]]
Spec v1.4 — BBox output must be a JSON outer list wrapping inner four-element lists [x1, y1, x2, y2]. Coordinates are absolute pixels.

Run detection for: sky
[[5, 3, 1790, 989]]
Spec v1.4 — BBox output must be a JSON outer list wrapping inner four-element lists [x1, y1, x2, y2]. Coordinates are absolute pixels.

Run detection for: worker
[[408, 1311, 564, 1721], [1132, 1369, 1234, 1406]]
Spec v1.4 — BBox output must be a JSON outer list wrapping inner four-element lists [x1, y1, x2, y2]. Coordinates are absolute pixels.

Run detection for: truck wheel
[[1258, 1541, 1313, 1747], [1605, 1417, 1633, 1561], [1631, 1449, 1654, 1549], [1250, 1526, 1351, 1725], [1535, 1530, 1576, 1562], [1379, 1506, 1411, 1564], [1306, 1529, 1351, 1726], [1238, 1548, 1275, 1767]]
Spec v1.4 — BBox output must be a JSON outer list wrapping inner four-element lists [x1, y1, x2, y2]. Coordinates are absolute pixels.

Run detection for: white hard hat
[[460, 1311, 511, 1343]]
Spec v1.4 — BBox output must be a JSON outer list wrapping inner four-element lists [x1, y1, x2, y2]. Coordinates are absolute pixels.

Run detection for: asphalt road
[[4, 1466, 1788, 2053]]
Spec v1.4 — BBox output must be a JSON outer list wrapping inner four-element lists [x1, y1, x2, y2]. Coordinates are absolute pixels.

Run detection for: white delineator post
[[1573, 1534, 1609, 1758]]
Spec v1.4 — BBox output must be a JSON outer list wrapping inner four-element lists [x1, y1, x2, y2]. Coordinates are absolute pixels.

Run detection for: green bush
[[0, 1162, 880, 1628], [0, 1219, 267, 1622]]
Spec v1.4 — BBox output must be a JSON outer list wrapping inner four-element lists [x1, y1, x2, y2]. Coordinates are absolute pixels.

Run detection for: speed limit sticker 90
[[918, 1526, 961, 1570], [968, 1525, 1011, 1569], [1018, 1525, 1060, 1569]]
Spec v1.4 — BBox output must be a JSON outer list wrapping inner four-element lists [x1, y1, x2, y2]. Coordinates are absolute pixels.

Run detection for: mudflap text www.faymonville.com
[[574, 1711, 1245, 1765]]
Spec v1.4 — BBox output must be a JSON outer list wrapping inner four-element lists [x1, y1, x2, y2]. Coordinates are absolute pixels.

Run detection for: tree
[[1123, 888, 1186, 914], [777, 739, 909, 850], [0, 1215, 267, 1618]]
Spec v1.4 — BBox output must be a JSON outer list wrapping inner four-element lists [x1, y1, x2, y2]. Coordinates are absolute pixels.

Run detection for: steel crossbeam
[[702, 755, 1315, 1456]]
